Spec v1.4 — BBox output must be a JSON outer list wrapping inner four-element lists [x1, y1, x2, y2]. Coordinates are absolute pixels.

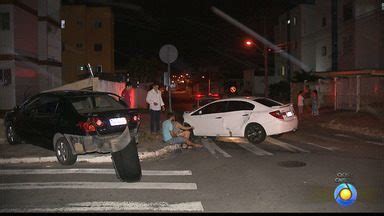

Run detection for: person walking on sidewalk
[[121, 81, 133, 108], [146, 82, 165, 134], [311, 90, 319, 116], [162, 112, 202, 149], [297, 91, 304, 117]]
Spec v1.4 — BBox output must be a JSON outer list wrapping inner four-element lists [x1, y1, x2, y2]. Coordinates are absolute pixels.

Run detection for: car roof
[[213, 96, 262, 102], [40, 90, 113, 98]]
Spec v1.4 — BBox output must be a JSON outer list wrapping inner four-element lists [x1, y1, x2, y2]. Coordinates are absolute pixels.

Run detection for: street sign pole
[[168, 62, 172, 112], [159, 44, 178, 113]]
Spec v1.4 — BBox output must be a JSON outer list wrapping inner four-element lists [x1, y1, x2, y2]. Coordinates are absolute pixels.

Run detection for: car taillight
[[269, 111, 284, 120], [132, 115, 140, 122], [90, 117, 104, 127], [78, 117, 104, 133], [78, 121, 96, 133]]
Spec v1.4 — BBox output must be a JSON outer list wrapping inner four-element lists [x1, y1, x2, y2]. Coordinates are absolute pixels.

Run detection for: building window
[[281, 66, 286, 76], [61, 20, 65, 29], [96, 65, 103, 73], [343, 2, 354, 21], [94, 20, 102, 28], [94, 43, 102, 52], [293, 16, 297, 25], [321, 46, 327, 56], [322, 17, 326, 27], [76, 43, 83, 49], [0, 68, 12, 86], [0, 13, 10, 30]]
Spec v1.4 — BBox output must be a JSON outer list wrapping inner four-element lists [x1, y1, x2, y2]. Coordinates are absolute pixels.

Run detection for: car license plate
[[286, 111, 293, 117], [109, 117, 127, 126]]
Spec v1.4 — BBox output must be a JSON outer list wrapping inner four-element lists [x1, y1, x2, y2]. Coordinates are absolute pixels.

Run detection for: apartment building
[[61, 5, 114, 84], [0, 0, 62, 110], [274, 0, 384, 78]]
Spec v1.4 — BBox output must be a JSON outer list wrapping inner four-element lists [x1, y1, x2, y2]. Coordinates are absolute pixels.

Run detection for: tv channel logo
[[334, 183, 357, 206]]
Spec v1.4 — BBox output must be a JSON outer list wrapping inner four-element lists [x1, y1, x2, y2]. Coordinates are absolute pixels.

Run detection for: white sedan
[[183, 97, 298, 144]]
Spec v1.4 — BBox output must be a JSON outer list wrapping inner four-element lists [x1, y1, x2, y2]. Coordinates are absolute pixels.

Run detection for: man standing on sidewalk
[[146, 82, 165, 134], [121, 82, 133, 108]]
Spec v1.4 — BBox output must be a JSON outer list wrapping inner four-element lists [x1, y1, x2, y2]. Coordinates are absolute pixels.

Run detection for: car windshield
[[254, 98, 282, 107], [70, 94, 125, 113]]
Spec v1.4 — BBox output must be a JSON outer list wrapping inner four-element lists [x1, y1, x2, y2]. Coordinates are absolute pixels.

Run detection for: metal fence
[[291, 76, 384, 113]]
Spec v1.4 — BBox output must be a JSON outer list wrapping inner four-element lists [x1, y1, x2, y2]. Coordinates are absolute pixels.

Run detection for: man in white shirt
[[146, 82, 165, 134]]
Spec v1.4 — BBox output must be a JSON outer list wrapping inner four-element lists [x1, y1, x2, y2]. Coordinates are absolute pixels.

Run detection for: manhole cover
[[278, 161, 306, 168]]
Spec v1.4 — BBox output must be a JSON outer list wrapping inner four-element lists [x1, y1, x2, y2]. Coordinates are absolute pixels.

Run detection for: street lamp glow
[[245, 40, 253, 47]]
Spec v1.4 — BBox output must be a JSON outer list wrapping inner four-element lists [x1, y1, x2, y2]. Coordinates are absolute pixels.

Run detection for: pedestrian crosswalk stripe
[[308, 134, 344, 144], [0, 201, 204, 212], [237, 142, 273, 156], [334, 134, 352, 138], [365, 140, 384, 146], [303, 142, 338, 151], [0, 182, 197, 190], [201, 139, 232, 158], [266, 137, 310, 153], [0, 169, 192, 176]]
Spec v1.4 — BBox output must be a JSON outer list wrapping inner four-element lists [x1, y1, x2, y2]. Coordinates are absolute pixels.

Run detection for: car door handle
[[242, 114, 249, 116], [215, 117, 222, 119]]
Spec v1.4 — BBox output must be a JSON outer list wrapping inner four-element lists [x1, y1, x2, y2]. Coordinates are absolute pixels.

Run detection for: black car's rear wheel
[[245, 123, 266, 144], [111, 139, 142, 182], [6, 124, 21, 145], [55, 137, 77, 165]]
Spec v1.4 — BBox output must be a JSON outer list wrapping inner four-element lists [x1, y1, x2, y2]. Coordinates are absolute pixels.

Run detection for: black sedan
[[4, 90, 140, 166]]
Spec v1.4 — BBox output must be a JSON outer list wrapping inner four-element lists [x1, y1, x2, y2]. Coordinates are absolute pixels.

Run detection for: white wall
[[354, 0, 384, 69], [0, 5, 14, 54], [0, 61, 16, 110]]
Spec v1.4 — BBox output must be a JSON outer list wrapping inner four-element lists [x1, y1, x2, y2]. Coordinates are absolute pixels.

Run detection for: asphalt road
[[1, 126, 383, 213]]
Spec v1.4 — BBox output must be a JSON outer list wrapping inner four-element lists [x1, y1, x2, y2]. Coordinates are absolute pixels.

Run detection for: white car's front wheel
[[245, 123, 266, 144]]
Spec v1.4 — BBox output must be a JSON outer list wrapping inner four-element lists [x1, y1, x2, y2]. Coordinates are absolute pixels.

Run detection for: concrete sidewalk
[[0, 112, 181, 164], [298, 108, 384, 142]]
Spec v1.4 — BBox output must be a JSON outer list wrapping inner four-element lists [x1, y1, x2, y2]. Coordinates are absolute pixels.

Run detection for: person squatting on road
[[162, 112, 203, 149], [146, 82, 165, 134], [121, 81, 133, 108]]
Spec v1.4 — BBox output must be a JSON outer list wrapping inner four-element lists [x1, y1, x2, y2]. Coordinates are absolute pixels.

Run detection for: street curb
[[0, 145, 180, 165]]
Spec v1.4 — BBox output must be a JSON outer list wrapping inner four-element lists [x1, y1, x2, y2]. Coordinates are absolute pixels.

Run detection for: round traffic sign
[[230, 86, 237, 93], [159, 44, 178, 64]]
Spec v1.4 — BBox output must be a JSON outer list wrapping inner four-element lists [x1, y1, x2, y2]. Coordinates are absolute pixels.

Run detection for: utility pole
[[331, 0, 338, 71], [208, 71, 211, 95], [263, 16, 268, 97], [286, 11, 291, 83]]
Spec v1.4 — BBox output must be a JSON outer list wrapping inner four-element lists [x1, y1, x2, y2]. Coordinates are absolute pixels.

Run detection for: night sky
[[63, 0, 309, 76]]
